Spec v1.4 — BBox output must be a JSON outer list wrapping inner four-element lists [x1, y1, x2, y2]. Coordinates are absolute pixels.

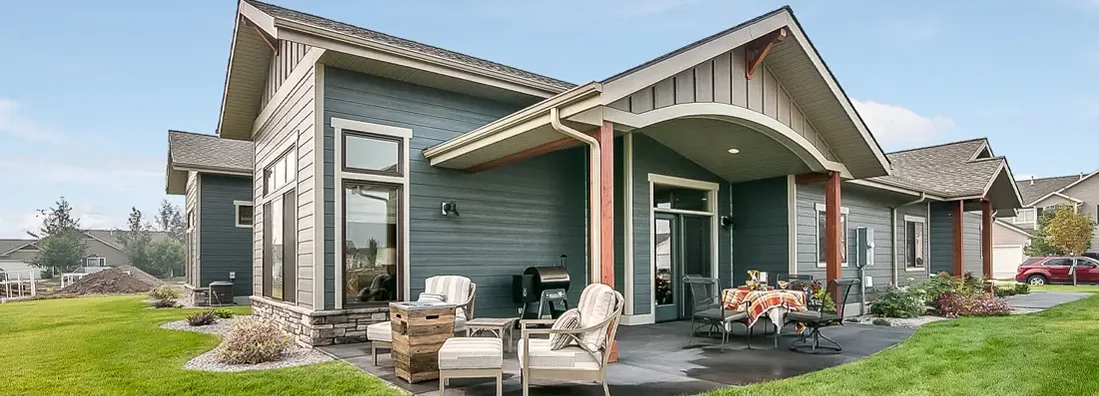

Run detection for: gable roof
[[0, 239, 37, 257], [871, 138, 1016, 199], [1017, 171, 1099, 207], [166, 130, 254, 195], [84, 230, 172, 252]]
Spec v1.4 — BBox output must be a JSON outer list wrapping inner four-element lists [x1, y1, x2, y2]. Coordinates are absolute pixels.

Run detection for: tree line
[[28, 197, 186, 278]]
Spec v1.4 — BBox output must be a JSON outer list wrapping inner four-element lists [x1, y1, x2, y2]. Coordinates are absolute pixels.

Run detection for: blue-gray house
[[207, 1, 1021, 345], [166, 130, 256, 299]]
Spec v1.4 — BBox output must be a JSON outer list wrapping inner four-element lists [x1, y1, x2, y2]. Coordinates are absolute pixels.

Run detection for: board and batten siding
[[608, 47, 836, 162], [796, 184, 901, 293], [322, 67, 587, 316], [730, 177, 788, 287], [630, 134, 730, 315], [252, 62, 317, 308], [185, 171, 199, 287], [963, 212, 983, 276], [261, 40, 311, 110], [198, 174, 254, 296]]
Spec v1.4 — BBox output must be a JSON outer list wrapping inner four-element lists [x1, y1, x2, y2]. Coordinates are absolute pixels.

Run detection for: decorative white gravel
[[850, 314, 948, 329], [160, 316, 332, 372]]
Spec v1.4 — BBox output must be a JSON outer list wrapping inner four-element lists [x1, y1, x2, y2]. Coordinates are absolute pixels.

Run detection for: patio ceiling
[[642, 118, 812, 183]]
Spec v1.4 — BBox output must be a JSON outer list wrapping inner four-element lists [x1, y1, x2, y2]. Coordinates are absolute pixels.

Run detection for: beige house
[[994, 171, 1099, 277], [0, 230, 169, 279]]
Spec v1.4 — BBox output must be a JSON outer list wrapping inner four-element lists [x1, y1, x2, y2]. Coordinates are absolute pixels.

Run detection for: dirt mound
[[63, 266, 163, 295]]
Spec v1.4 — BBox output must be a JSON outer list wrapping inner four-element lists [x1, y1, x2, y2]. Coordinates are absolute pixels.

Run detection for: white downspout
[[892, 193, 927, 285], [550, 107, 602, 285]]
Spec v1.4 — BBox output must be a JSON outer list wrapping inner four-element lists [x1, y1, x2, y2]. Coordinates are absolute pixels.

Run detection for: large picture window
[[343, 182, 402, 305], [815, 203, 848, 267], [904, 216, 926, 269]]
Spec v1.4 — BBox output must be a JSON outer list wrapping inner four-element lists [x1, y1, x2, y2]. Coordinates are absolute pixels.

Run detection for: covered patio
[[321, 321, 913, 396]]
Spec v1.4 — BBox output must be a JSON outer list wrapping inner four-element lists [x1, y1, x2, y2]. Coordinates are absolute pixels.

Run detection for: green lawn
[[0, 296, 399, 396], [701, 293, 1099, 396], [1030, 284, 1099, 293]]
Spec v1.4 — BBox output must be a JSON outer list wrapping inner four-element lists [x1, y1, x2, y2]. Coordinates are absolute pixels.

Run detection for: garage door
[[992, 246, 1026, 280]]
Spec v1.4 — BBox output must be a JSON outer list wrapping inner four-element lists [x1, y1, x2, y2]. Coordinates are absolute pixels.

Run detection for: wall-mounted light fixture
[[441, 201, 460, 217], [720, 215, 733, 229]]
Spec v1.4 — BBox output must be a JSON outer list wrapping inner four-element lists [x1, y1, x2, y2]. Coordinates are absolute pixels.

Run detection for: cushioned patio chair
[[786, 278, 858, 354], [683, 276, 753, 351], [367, 275, 477, 365], [518, 283, 624, 396]]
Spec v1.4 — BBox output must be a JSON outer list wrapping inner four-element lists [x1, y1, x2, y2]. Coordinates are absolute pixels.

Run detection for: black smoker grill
[[513, 264, 571, 320]]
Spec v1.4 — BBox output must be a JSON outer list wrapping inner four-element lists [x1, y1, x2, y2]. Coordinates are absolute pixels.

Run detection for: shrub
[[211, 308, 235, 319], [939, 292, 1011, 318], [1014, 283, 1031, 295], [917, 272, 987, 312], [993, 287, 1017, 298], [150, 285, 181, 300], [186, 310, 217, 326], [870, 286, 926, 318], [153, 298, 178, 309], [215, 318, 291, 364]]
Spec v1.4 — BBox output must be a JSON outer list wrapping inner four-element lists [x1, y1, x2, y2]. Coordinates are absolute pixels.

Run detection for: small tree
[[27, 197, 88, 275], [1025, 207, 1063, 257], [154, 199, 185, 243], [147, 238, 185, 277], [117, 207, 154, 274], [1046, 205, 1095, 285]]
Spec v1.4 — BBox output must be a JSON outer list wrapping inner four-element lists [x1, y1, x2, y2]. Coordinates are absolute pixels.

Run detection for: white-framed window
[[85, 255, 106, 267], [234, 201, 254, 228], [263, 149, 297, 197], [1015, 208, 1036, 224], [903, 215, 926, 270], [814, 203, 849, 268]]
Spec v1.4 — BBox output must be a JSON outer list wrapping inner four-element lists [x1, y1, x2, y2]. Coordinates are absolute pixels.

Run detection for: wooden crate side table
[[390, 301, 456, 383], [465, 317, 518, 353]]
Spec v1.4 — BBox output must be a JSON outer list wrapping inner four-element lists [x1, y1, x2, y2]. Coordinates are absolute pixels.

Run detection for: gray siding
[[198, 174, 254, 296], [253, 61, 316, 307], [261, 40, 311, 109], [992, 222, 1031, 246], [323, 68, 587, 316], [630, 134, 730, 315], [1034, 175, 1099, 253], [963, 212, 983, 276], [730, 177, 788, 287], [185, 171, 199, 286], [608, 47, 835, 162]]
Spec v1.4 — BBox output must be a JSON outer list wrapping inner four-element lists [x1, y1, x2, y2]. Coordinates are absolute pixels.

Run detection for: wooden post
[[590, 120, 617, 362], [981, 199, 993, 279], [953, 200, 965, 276], [825, 172, 842, 284]]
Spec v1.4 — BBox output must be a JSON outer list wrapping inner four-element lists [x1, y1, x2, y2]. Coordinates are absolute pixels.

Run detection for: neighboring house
[[166, 130, 256, 298], [0, 230, 171, 279], [993, 171, 1099, 275], [200, 1, 1021, 346]]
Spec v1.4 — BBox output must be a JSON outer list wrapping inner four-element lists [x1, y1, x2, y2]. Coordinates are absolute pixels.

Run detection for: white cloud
[[0, 211, 42, 239], [0, 206, 128, 239], [853, 100, 955, 150], [0, 99, 67, 144]]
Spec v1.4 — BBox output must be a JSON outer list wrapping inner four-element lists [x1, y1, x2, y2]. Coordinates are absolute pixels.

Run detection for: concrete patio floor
[[320, 320, 914, 396]]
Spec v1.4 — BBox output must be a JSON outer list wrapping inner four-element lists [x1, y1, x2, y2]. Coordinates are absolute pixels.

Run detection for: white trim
[[848, 179, 946, 201], [967, 140, 993, 161], [903, 215, 926, 223], [646, 173, 720, 319], [623, 134, 634, 315], [332, 118, 413, 309], [619, 313, 655, 326], [994, 219, 1034, 238], [787, 175, 797, 275], [813, 203, 848, 268], [170, 165, 252, 178], [234, 200, 255, 229], [901, 215, 927, 272], [238, 0, 276, 37], [1052, 191, 1084, 204], [313, 63, 325, 309], [609, 103, 851, 178], [1028, 169, 1099, 206], [979, 160, 1024, 209], [1014, 208, 1036, 225], [252, 48, 326, 138]]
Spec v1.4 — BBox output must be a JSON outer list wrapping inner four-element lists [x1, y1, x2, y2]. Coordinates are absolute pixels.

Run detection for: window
[[904, 216, 926, 269], [234, 201, 254, 228], [1015, 208, 1036, 224], [653, 185, 709, 212], [343, 131, 402, 176], [1044, 258, 1073, 266], [85, 255, 106, 267], [263, 150, 297, 196], [815, 203, 849, 267], [262, 190, 296, 301]]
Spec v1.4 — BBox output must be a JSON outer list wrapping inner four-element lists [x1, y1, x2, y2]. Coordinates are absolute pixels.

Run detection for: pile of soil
[[63, 265, 163, 295]]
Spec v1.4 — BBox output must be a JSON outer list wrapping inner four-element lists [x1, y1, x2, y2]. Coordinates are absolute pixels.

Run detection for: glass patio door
[[654, 213, 713, 322]]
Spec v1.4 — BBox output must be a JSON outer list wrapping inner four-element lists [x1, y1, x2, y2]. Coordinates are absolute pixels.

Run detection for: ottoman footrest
[[439, 338, 503, 396]]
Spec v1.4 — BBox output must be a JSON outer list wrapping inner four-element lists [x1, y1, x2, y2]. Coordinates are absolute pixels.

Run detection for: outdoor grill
[[513, 264, 572, 319]]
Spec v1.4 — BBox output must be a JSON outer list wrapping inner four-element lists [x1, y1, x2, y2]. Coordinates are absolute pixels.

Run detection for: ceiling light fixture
[[727, 148, 740, 154]]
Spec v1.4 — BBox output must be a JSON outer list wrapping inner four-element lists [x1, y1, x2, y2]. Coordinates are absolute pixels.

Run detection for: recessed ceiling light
[[727, 148, 740, 154]]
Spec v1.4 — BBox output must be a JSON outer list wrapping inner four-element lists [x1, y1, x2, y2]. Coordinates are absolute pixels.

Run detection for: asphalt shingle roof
[[1016, 175, 1080, 206], [0, 239, 35, 256], [244, 0, 575, 91], [871, 139, 1005, 198], [168, 131, 254, 174]]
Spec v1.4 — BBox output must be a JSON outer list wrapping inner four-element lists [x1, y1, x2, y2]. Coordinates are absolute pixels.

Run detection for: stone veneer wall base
[[250, 296, 388, 347]]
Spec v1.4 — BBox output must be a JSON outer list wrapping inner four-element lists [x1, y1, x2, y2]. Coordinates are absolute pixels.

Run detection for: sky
[[0, 0, 1097, 238]]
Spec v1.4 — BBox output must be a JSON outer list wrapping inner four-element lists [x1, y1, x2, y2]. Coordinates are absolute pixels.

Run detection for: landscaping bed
[[160, 316, 332, 372]]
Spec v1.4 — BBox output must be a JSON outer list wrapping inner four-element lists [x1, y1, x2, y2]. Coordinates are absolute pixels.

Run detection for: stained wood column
[[981, 199, 993, 279], [953, 200, 965, 275], [589, 120, 617, 362], [825, 172, 842, 283]]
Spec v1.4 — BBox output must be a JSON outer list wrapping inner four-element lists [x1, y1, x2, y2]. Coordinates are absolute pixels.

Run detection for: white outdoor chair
[[518, 283, 625, 396], [367, 275, 477, 365]]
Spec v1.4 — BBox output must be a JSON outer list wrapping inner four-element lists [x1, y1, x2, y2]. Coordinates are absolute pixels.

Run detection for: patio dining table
[[721, 288, 807, 330]]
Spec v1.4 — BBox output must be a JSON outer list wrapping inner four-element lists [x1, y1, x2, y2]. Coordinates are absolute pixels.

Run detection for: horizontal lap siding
[[730, 177, 787, 287], [198, 174, 254, 296], [185, 172, 199, 287], [323, 68, 586, 316], [631, 134, 729, 315], [253, 64, 316, 307]]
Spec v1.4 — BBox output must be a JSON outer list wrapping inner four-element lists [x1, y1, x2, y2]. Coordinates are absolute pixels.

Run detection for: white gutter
[[892, 193, 926, 285], [549, 107, 602, 285]]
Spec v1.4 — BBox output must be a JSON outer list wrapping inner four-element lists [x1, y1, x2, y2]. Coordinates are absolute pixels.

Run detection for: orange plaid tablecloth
[[722, 288, 807, 328]]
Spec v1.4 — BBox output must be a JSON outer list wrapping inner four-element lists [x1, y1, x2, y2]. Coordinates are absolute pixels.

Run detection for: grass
[[700, 293, 1099, 396], [1030, 284, 1099, 293], [0, 295, 399, 396]]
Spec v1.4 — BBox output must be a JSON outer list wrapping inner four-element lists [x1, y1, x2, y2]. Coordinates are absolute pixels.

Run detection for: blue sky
[[0, 0, 1096, 238]]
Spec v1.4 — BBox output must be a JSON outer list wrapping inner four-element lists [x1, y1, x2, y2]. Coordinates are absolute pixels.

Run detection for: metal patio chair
[[787, 278, 858, 354], [683, 276, 753, 351]]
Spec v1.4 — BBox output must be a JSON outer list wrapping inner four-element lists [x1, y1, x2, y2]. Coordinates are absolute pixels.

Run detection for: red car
[[1015, 256, 1099, 285]]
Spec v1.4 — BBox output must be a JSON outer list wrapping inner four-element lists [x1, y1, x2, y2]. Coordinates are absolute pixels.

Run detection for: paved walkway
[[320, 320, 913, 396], [1006, 291, 1091, 310]]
